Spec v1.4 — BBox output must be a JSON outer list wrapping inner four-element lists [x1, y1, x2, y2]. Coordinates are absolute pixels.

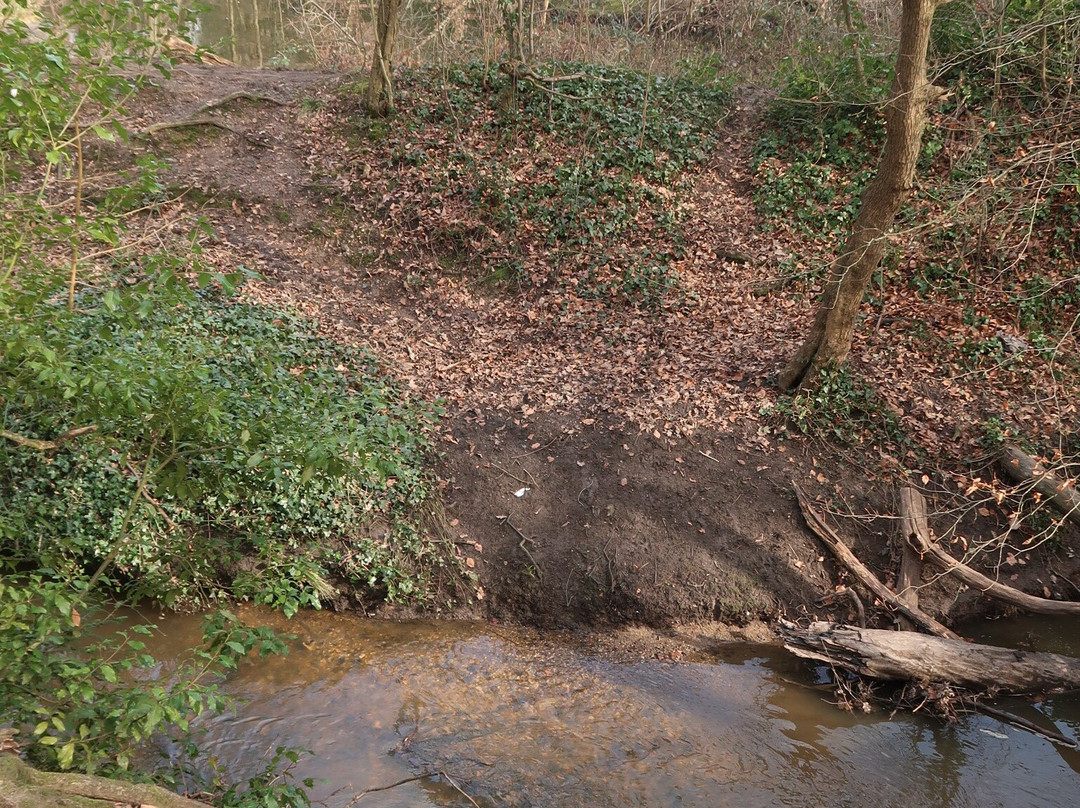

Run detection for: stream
[[139, 608, 1080, 808]]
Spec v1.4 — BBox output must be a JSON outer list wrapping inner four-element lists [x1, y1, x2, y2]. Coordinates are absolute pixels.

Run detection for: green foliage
[[753, 41, 887, 238], [0, 0, 445, 615], [1, 286, 443, 611], [0, 0, 176, 169], [931, 0, 1079, 103], [922, 0, 1080, 272], [976, 416, 1018, 454], [0, 575, 286, 776], [1012, 274, 1080, 336], [217, 747, 315, 808], [765, 366, 907, 448]]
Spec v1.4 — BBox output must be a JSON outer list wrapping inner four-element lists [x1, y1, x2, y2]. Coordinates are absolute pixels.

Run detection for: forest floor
[[115, 63, 1080, 655]]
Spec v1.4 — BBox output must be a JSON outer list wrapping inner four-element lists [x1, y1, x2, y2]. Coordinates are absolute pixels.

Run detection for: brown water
[[136, 608, 1080, 808]]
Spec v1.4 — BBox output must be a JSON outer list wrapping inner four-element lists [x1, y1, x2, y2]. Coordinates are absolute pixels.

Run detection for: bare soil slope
[[115, 64, 1080, 646]]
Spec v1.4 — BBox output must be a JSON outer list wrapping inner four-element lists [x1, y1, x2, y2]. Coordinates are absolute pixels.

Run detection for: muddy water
[[137, 608, 1080, 808]]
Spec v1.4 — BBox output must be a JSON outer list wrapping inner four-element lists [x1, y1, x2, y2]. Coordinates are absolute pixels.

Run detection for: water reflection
[[188, 0, 319, 68], [131, 608, 1080, 808]]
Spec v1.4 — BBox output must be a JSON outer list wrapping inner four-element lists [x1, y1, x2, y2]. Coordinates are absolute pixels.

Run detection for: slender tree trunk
[[367, 0, 402, 117], [778, 0, 949, 391]]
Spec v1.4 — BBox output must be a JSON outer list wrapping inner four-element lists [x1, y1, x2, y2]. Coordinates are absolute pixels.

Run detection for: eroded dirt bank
[[115, 64, 1080, 648]]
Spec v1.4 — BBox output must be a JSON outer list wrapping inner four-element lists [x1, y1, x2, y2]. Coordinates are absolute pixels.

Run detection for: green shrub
[[765, 365, 907, 448], [1, 285, 443, 611], [0, 575, 287, 776]]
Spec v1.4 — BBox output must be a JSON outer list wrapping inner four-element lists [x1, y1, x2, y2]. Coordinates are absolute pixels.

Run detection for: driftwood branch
[[896, 487, 926, 608], [1, 424, 97, 451], [779, 621, 1080, 694], [971, 701, 1079, 748], [1001, 445, 1080, 525], [793, 483, 959, 639], [193, 91, 289, 115]]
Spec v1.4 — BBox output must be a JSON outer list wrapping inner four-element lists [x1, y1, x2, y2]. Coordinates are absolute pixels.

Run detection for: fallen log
[[793, 483, 959, 639], [779, 621, 1080, 694], [0, 751, 210, 808], [1000, 445, 1080, 526], [895, 487, 926, 609], [904, 515, 1080, 616]]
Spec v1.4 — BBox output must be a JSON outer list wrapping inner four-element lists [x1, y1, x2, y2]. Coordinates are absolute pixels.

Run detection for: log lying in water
[[1000, 445, 1080, 526], [779, 621, 1080, 694]]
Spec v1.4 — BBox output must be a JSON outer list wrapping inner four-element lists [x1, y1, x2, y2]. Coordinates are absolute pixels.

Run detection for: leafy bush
[[0, 575, 286, 776], [217, 747, 314, 808], [0, 2, 417, 801], [1, 284, 444, 612], [0, 0, 445, 614], [765, 365, 907, 448]]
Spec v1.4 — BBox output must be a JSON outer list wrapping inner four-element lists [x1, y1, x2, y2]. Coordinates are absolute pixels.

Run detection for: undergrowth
[[1, 284, 444, 613], [764, 365, 908, 450], [331, 61, 730, 310]]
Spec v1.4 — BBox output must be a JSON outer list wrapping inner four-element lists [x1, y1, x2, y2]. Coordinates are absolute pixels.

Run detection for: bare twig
[[489, 461, 533, 486], [497, 515, 544, 582]]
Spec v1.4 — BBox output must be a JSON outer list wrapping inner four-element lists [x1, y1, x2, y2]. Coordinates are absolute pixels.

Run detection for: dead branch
[[903, 507, 1080, 616], [193, 91, 289, 115], [969, 701, 1080, 749], [793, 482, 959, 639], [135, 117, 270, 146], [1000, 445, 1080, 526], [1, 424, 97, 451], [896, 487, 926, 608]]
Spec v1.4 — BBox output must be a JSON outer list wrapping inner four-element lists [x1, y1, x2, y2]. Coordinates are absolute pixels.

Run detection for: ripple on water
[[140, 609, 1080, 808]]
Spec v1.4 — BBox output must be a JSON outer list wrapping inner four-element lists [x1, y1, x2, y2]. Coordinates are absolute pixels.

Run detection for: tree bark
[[778, 0, 949, 390], [367, 0, 402, 117], [0, 753, 210, 808], [1000, 445, 1080, 526], [779, 621, 1080, 694]]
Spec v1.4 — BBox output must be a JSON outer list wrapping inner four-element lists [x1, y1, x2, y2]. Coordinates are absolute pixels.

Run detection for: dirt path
[[115, 65, 1079, 649]]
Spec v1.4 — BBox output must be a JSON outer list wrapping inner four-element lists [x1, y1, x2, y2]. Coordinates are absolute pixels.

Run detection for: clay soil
[[112, 64, 1080, 652]]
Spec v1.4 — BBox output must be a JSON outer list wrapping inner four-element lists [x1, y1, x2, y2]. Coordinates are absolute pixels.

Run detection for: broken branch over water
[[779, 620, 1080, 695]]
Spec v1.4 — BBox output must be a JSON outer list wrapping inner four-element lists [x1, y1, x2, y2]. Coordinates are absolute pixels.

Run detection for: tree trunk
[[367, 0, 402, 117], [778, 0, 949, 391], [779, 621, 1080, 694], [0, 753, 210, 808]]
